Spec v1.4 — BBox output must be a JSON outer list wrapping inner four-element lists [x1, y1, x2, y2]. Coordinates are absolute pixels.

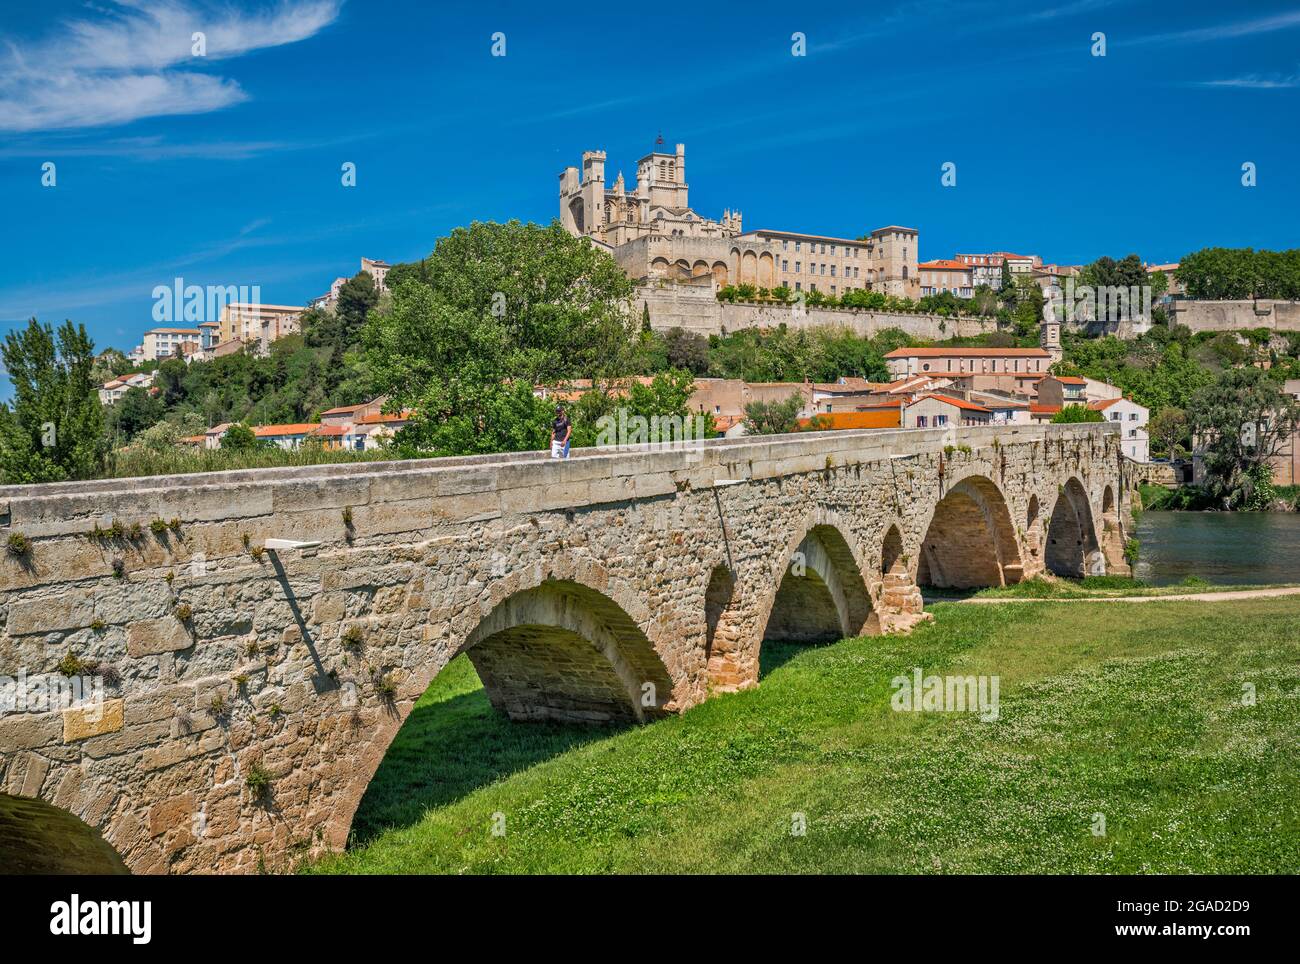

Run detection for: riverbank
[[1138, 482, 1300, 513], [306, 597, 1300, 875]]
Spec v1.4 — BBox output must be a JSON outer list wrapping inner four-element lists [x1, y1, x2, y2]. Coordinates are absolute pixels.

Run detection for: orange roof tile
[[252, 423, 318, 436], [914, 393, 990, 412], [886, 347, 1051, 358]]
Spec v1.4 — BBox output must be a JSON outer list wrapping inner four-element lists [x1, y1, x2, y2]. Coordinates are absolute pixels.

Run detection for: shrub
[[5, 531, 31, 557], [245, 761, 272, 799], [57, 652, 90, 677], [174, 602, 193, 622], [341, 625, 364, 648]]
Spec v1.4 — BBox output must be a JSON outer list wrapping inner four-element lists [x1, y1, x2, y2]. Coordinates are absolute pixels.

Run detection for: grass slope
[[307, 598, 1300, 874]]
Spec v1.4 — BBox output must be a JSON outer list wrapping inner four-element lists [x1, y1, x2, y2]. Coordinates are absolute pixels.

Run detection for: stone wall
[[1168, 299, 1300, 333], [638, 283, 998, 340], [0, 423, 1127, 873]]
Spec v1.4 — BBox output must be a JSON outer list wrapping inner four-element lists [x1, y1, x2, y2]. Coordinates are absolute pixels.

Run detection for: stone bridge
[[0, 424, 1131, 873]]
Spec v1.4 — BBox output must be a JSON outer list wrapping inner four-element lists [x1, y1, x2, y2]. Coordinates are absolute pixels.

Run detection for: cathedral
[[559, 141, 919, 299]]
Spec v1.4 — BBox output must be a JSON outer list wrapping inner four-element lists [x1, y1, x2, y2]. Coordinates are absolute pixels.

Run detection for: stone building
[[559, 143, 919, 298]]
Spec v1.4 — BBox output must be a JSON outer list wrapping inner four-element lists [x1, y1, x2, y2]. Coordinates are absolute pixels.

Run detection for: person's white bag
[[550, 440, 565, 459]]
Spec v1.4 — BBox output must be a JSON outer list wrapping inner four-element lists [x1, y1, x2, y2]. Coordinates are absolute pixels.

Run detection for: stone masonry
[[0, 423, 1129, 873]]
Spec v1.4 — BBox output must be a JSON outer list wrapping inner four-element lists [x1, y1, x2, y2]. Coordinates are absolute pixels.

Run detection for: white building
[[142, 327, 201, 361], [1090, 397, 1149, 462]]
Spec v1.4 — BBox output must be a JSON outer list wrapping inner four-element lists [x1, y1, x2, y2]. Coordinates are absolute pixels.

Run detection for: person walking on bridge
[[550, 405, 572, 459]]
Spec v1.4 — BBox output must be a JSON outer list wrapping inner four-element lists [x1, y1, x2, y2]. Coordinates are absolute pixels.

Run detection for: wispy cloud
[[0, 0, 342, 132], [1196, 71, 1300, 90], [1129, 9, 1300, 47]]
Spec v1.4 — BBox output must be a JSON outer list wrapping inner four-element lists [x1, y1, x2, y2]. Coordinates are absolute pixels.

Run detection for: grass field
[[307, 597, 1300, 874]]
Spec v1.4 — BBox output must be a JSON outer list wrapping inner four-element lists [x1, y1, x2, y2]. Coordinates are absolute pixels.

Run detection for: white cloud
[[1197, 73, 1300, 89], [1130, 10, 1300, 47], [0, 0, 341, 132]]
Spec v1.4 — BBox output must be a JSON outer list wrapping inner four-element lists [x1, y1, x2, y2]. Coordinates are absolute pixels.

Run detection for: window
[[1111, 413, 1121, 421], [916, 415, 928, 427], [795, 261, 801, 272], [795, 282, 802, 291], [1129, 412, 1138, 421], [830, 265, 836, 277], [795, 241, 802, 252], [782, 260, 788, 271], [830, 244, 837, 254], [936, 414, 948, 426], [1129, 429, 1137, 438], [782, 240, 788, 250]]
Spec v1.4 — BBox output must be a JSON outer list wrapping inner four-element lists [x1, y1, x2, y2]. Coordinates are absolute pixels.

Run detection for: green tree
[[361, 221, 637, 456], [220, 423, 260, 451], [743, 393, 804, 435], [1051, 404, 1104, 423], [1187, 367, 1300, 508], [0, 318, 106, 483], [108, 385, 166, 440], [1148, 405, 1187, 459]]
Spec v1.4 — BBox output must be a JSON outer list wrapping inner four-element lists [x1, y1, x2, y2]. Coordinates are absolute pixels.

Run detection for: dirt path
[[955, 586, 1300, 605]]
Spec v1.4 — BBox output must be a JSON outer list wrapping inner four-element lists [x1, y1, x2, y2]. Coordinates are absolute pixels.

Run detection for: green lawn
[[307, 597, 1300, 874]]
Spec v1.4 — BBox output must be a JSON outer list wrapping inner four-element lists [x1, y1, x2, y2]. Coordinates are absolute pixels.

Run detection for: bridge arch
[[0, 793, 130, 875], [1045, 477, 1102, 577], [916, 475, 1023, 588], [760, 521, 873, 647], [457, 579, 674, 724]]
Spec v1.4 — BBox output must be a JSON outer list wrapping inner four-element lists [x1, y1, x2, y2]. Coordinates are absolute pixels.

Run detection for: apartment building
[[918, 259, 974, 298], [883, 346, 1052, 378], [217, 303, 303, 352], [141, 327, 201, 361]]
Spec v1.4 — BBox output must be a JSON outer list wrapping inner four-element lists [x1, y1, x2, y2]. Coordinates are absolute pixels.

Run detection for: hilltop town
[[61, 142, 1300, 497]]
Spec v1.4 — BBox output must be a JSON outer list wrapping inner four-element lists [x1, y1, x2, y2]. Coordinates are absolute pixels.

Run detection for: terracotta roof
[[312, 425, 348, 436], [885, 347, 1051, 358], [1029, 404, 1062, 415], [914, 394, 990, 412], [852, 397, 905, 409], [321, 403, 366, 415], [1087, 398, 1121, 411], [798, 411, 901, 430], [918, 259, 971, 271], [252, 423, 318, 437], [1049, 376, 1087, 385]]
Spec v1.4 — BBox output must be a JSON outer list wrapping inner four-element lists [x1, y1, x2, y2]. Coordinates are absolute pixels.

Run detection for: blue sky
[[1, 0, 1298, 357]]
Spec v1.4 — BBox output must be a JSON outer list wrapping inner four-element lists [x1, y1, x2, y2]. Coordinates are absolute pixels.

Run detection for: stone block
[[62, 698, 124, 742], [127, 618, 194, 657], [6, 590, 94, 635]]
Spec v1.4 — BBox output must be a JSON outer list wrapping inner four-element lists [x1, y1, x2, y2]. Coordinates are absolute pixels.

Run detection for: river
[[1133, 510, 1300, 586]]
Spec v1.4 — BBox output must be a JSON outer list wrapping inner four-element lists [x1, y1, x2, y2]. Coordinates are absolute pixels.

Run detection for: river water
[[1133, 511, 1300, 586]]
